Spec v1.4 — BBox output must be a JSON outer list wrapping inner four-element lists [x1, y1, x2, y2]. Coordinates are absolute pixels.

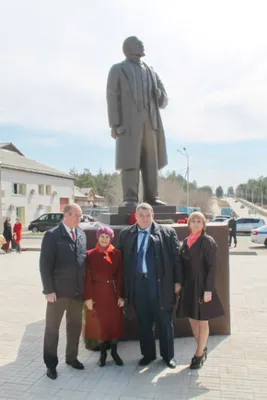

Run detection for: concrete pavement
[[1, 252, 267, 399]]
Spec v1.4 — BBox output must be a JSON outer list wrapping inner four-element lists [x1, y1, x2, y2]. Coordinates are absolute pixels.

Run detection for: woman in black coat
[[3, 218, 12, 252], [177, 212, 224, 369]]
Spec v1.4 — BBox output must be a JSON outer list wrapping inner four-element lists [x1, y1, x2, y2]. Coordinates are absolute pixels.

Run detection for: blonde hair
[[188, 211, 206, 232]]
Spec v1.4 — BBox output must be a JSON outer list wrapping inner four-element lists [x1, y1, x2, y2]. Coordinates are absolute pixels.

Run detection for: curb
[[230, 251, 258, 256], [22, 248, 41, 252]]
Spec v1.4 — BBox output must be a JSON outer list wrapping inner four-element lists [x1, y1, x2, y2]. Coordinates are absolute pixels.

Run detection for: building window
[[39, 184, 45, 195], [12, 183, 26, 195], [46, 185, 52, 195]]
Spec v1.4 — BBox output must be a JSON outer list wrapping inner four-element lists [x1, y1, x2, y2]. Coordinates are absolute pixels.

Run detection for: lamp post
[[177, 147, 190, 208]]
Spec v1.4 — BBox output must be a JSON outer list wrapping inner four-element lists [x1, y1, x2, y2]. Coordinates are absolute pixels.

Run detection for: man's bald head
[[63, 203, 82, 228], [122, 36, 145, 59]]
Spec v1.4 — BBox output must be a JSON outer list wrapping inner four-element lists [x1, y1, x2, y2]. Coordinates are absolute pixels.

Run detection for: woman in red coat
[[13, 217, 22, 253], [84, 226, 124, 367]]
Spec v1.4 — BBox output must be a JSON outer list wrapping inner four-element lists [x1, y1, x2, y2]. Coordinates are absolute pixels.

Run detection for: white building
[[0, 143, 74, 229]]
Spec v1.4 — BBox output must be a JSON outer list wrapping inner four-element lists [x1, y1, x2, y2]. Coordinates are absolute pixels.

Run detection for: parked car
[[80, 214, 96, 223], [236, 217, 265, 233], [28, 213, 63, 232], [240, 205, 245, 209], [251, 225, 267, 247], [212, 216, 229, 223]]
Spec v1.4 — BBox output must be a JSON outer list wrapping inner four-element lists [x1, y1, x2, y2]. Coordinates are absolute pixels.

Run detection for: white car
[[236, 217, 265, 233], [251, 225, 267, 247], [212, 217, 229, 223]]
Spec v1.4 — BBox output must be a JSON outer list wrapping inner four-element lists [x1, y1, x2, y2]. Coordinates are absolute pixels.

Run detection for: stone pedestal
[[98, 205, 188, 225], [83, 223, 230, 338]]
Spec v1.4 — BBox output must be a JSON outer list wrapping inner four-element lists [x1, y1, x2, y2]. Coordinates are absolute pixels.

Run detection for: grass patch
[[217, 198, 230, 208]]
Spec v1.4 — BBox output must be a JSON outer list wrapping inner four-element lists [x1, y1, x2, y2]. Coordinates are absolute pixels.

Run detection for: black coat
[[177, 233, 224, 320], [3, 220, 12, 241], [118, 222, 183, 310], [39, 223, 87, 299], [228, 217, 236, 234]]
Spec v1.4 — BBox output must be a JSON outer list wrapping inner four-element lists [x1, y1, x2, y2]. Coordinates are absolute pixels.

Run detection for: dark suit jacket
[[118, 222, 183, 310], [39, 222, 87, 299]]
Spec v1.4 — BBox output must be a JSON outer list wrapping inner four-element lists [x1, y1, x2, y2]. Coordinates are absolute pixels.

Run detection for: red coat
[[84, 247, 124, 341], [13, 222, 22, 243]]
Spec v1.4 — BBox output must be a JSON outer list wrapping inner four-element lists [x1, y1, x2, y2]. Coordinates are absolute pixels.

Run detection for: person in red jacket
[[84, 226, 124, 367], [13, 217, 22, 252]]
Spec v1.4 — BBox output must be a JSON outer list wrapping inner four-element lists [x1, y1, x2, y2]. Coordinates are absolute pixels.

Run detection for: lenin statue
[[106, 36, 168, 206]]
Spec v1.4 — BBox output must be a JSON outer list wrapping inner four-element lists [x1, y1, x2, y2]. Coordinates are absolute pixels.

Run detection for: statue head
[[123, 36, 145, 59]]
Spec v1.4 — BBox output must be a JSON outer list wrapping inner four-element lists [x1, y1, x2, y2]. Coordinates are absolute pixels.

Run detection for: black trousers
[[43, 298, 83, 369], [229, 232, 237, 246], [133, 278, 174, 361]]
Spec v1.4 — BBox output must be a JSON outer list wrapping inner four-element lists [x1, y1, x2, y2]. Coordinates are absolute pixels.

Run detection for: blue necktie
[[136, 231, 148, 274]]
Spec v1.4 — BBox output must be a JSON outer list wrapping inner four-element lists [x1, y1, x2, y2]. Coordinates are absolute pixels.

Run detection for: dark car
[[28, 213, 63, 233]]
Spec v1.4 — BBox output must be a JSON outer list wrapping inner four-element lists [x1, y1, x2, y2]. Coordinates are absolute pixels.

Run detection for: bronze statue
[[106, 36, 168, 206]]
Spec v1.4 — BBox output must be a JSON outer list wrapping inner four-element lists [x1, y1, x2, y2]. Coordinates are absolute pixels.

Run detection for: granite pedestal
[[98, 205, 188, 225]]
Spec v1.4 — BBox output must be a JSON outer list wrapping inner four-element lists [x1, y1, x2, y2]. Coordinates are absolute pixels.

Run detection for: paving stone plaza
[[0, 252, 267, 400]]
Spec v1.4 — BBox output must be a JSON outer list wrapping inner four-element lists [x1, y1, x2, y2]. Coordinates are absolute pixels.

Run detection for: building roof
[[0, 142, 24, 156], [74, 186, 87, 198], [80, 188, 93, 195], [0, 148, 74, 180]]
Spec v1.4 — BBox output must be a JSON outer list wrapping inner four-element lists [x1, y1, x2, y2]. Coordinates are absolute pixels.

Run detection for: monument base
[[98, 205, 188, 225]]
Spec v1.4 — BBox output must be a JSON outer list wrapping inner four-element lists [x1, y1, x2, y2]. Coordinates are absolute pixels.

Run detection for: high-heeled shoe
[[190, 353, 204, 369]]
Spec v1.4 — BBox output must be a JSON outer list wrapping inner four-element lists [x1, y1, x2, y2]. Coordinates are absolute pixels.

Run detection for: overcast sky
[[0, 0, 266, 191]]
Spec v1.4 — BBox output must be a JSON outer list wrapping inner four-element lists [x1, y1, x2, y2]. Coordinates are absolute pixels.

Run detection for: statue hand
[[111, 126, 125, 139], [155, 88, 161, 99]]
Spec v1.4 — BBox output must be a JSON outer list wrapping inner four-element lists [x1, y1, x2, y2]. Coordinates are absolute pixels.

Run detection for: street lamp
[[177, 147, 189, 208]]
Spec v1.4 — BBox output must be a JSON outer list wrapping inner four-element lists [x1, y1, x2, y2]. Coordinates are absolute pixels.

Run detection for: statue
[[106, 36, 168, 206]]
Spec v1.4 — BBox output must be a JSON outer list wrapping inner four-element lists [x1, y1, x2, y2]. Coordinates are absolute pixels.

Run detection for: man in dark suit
[[118, 203, 183, 368], [107, 36, 168, 206], [40, 204, 87, 380]]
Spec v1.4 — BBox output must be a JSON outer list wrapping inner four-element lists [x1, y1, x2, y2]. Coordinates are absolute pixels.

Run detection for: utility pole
[[177, 147, 190, 208]]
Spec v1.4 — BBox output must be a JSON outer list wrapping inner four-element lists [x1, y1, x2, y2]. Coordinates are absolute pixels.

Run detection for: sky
[[0, 0, 267, 192]]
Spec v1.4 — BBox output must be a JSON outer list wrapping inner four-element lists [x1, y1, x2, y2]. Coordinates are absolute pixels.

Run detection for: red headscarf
[[95, 243, 114, 264]]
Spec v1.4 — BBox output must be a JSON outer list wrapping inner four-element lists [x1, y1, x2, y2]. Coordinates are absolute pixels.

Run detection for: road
[[225, 196, 261, 218]]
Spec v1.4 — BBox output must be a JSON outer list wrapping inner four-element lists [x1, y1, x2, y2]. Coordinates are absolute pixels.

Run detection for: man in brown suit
[[107, 36, 168, 206]]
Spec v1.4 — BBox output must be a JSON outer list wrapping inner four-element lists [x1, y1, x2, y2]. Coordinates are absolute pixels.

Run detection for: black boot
[[111, 341, 123, 366], [98, 343, 107, 367]]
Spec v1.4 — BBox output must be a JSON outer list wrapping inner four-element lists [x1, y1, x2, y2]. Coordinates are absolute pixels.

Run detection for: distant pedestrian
[[3, 218, 12, 253], [228, 214, 237, 247], [177, 212, 224, 369], [40, 204, 87, 380], [13, 217, 23, 252]]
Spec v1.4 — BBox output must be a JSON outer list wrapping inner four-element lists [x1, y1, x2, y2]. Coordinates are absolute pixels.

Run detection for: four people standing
[[39, 203, 224, 378]]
